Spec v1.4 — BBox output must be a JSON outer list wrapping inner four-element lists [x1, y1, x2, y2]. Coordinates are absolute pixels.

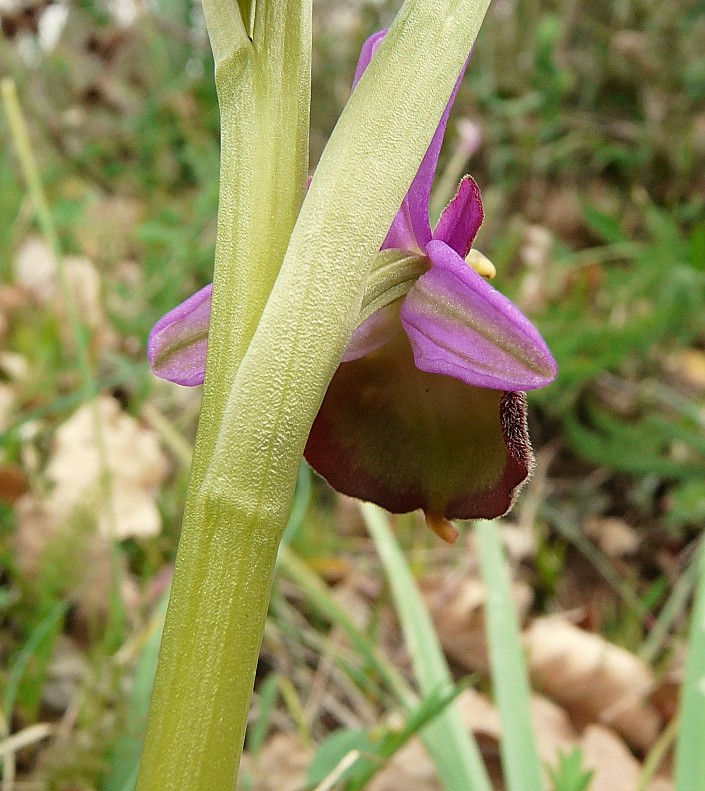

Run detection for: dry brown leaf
[[580, 724, 641, 791], [665, 349, 705, 390], [241, 729, 440, 791], [422, 572, 532, 673], [14, 236, 57, 303], [12, 237, 113, 345], [0, 462, 28, 504], [367, 737, 439, 791], [13, 396, 165, 619], [531, 695, 582, 764], [44, 395, 167, 539], [330, 573, 382, 633], [0, 283, 26, 338], [525, 617, 661, 751], [458, 688, 579, 769], [42, 635, 88, 713], [240, 732, 312, 791], [0, 351, 29, 381], [62, 255, 105, 331], [498, 520, 537, 564], [422, 574, 489, 672], [584, 516, 640, 559], [14, 492, 139, 625]]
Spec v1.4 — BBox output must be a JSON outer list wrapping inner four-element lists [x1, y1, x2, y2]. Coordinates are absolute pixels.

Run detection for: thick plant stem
[[136, 493, 283, 789], [136, 0, 311, 786]]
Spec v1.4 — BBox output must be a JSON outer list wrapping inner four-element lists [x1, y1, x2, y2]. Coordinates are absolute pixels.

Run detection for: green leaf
[[583, 206, 627, 244], [547, 748, 594, 791], [3, 602, 66, 723], [347, 683, 469, 791], [307, 729, 377, 787], [687, 225, 705, 271], [102, 592, 169, 791], [307, 682, 469, 790], [666, 480, 705, 527], [674, 541, 705, 791], [476, 521, 545, 791], [246, 673, 280, 760]]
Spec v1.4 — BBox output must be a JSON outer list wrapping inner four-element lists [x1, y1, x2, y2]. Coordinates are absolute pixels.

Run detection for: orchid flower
[[148, 30, 557, 543]]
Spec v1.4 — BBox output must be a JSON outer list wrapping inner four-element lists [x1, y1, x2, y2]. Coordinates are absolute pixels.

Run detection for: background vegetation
[[1, 0, 704, 788]]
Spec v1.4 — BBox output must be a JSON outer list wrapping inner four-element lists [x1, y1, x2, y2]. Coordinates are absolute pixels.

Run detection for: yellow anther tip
[[465, 249, 496, 280]]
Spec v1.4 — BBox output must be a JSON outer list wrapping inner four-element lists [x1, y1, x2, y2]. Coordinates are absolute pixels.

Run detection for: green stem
[[1, 79, 61, 255], [638, 714, 679, 791], [137, 498, 282, 790], [136, 0, 311, 787]]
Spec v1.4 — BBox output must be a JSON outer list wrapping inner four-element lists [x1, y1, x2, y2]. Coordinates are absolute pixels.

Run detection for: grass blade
[[360, 503, 493, 791], [475, 519, 545, 791], [102, 592, 169, 791], [280, 548, 488, 788], [3, 602, 67, 724], [674, 541, 705, 791], [278, 547, 414, 706]]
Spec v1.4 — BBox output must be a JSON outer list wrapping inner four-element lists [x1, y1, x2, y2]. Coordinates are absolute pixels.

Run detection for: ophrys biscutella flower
[[148, 31, 557, 543]]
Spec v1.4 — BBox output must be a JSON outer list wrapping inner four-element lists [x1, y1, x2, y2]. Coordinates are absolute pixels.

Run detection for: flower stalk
[[136, 0, 311, 787], [137, 0, 494, 787]]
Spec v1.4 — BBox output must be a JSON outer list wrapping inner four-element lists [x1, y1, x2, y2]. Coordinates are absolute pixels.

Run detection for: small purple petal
[[352, 30, 387, 90], [351, 30, 471, 254], [148, 284, 211, 386], [382, 200, 424, 254], [342, 302, 398, 362], [401, 241, 558, 391], [432, 175, 484, 257], [382, 63, 469, 253]]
